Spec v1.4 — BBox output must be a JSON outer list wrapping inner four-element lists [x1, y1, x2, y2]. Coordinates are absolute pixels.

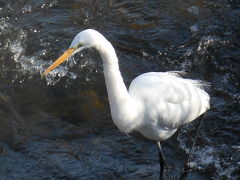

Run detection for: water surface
[[0, 0, 239, 179]]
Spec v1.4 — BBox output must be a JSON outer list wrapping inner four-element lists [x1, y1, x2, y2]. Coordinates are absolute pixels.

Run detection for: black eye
[[77, 43, 83, 48]]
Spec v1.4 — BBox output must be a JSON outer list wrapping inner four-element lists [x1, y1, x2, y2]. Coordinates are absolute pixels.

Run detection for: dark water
[[0, 0, 239, 179]]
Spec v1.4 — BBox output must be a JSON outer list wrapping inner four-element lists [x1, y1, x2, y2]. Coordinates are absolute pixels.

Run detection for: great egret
[[43, 29, 210, 177]]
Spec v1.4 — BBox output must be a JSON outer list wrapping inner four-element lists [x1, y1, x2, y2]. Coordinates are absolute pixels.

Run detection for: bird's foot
[[179, 162, 192, 180], [160, 169, 165, 180], [160, 164, 172, 180]]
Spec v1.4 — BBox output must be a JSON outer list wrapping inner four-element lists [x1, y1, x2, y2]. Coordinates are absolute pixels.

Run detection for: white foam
[[188, 6, 200, 15], [177, 125, 238, 179], [4, 23, 78, 85]]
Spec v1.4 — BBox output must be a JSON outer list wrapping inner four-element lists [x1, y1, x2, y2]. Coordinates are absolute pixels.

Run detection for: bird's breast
[[137, 125, 178, 141], [110, 99, 143, 133]]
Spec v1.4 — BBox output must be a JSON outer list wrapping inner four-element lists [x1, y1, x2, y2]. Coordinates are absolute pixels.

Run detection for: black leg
[[179, 114, 206, 179], [157, 141, 166, 179], [184, 113, 206, 171]]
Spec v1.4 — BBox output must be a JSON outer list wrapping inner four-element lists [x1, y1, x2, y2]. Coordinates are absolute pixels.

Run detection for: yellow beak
[[42, 48, 75, 76]]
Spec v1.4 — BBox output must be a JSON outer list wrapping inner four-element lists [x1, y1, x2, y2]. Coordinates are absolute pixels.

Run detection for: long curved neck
[[94, 38, 142, 133], [96, 40, 130, 109]]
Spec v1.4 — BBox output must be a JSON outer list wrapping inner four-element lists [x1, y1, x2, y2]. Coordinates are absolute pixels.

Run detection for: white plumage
[[43, 29, 210, 176], [128, 71, 210, 141]]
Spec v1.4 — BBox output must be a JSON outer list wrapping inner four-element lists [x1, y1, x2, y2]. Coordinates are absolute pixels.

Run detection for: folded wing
[[129, 71, 210, 129]]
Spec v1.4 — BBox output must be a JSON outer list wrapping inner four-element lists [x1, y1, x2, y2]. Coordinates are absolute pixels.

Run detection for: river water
[[0, 0, 239, 179]]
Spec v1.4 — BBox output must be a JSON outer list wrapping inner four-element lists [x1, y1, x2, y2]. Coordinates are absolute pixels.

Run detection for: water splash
[[187, 6, 200, 15], [190, 25, 199, 33], [197, 36, 221, 53], [0, 19, 78, 85], [40, 0, 58, 9], [22, 5, 32, 13], [179, 35, 229, 71], [177, 125, 239, 179]]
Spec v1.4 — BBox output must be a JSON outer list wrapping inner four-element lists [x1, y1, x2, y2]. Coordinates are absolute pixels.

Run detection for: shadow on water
[[0, 0, 239, 179]]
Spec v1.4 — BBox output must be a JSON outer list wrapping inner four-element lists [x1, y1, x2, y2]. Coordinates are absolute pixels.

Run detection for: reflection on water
[[0, 0, 239, 179]]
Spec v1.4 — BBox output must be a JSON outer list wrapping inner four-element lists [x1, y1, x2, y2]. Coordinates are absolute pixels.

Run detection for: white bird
[[43, 29, 210, 177]]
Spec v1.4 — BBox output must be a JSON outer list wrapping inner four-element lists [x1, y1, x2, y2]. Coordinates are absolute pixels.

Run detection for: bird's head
[[42, 29, 102, 76]]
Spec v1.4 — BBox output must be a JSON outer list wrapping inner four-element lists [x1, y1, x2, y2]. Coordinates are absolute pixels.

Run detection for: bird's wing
[[128, 71, 210, 129]]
